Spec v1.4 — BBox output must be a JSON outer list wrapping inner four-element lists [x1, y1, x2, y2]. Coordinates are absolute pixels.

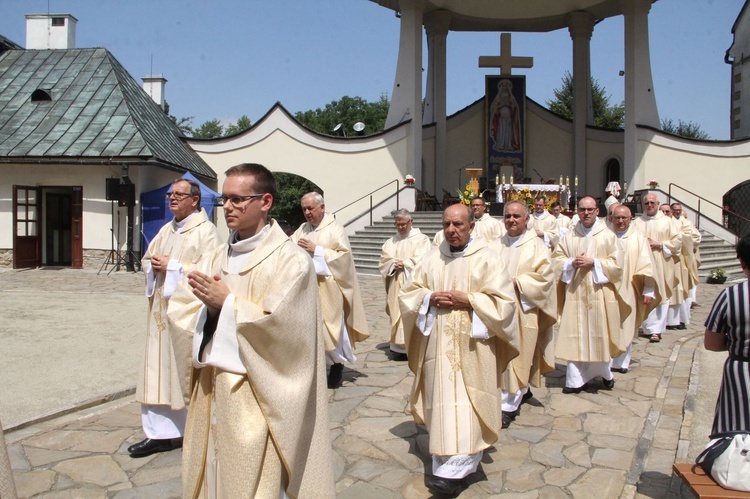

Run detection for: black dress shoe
[[610, 367, 628, 374], [502, 409, 519, 429], [327, 363, 344, 389], [128, 437, 183, 457], [676, 323, 687, 330], [665, 325, 679, 330], [602, 378, 615, 390], [562, 383, 588, 394], [390, 350, 408, 362], [426, 475, 465, 496]]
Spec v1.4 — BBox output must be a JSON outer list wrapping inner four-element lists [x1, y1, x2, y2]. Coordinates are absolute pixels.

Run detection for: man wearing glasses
[[553, 196, 624, 393], [129, 178, 220, 458], [528, 195, 559, 249], [167, 164, 335, 497], [379, 209, 431, 360], [291, 192, 370, 388], [632, 193, 683, 343]]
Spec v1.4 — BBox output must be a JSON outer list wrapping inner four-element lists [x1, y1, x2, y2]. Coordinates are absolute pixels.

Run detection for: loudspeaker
[[105, 178, 119, 201], [118, 183, 135, 207]]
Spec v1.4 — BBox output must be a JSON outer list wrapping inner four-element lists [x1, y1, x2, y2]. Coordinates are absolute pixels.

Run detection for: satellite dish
[[332, 123, 343, 132], [353, 122, 365, 132]]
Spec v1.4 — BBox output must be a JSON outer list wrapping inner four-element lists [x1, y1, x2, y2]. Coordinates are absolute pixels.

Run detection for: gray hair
[[301, 192, 324, 206], [504, 200, 529, 217], [391, 209, 413, 221]]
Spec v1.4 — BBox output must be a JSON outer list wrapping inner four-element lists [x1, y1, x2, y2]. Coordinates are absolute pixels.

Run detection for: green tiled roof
[[0, 48, 216, 180]]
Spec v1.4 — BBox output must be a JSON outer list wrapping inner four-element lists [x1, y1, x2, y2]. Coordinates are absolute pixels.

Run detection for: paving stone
[[41, 488, 109, 498], [398, 474, 432, 497], [110, 477, 181, 498], [355, 406, 392, 418], [328, 397, 365, 423], [130, 464, 181, 487], [587, 434, 638, 452], [7, 443, 31, 471], [483, 442, 530, 473], [547, 394, 602, 416], [13, 469, 56, 497], [369, 468, 412, 490], [362, 395, 407, 413], [545, 429, 586, 446], [644, 447, 678, 475], [53, 455, 129, 486], [591, 447, 633, 470], [69, 429, 133, 453], [346, 457, 400, 481], [584, 413, 645, 438], [538, 484, 572, 499], [346, 416, 416, 441], [507, 426, 550, 444], [338, 480, 401, 499], [24, 447, 90, 467], [567, 468, 627, 498], [334, 434, 391, 461], [332, 385, 382, 401], [551, 416, 582, 432], [504, 462, 545, 491], [563, 441, 592, 468], [373, 438, 424, 470], [529, 440, 566, 467], [652, 428, 680, 451], [542, 465, 586, 487]]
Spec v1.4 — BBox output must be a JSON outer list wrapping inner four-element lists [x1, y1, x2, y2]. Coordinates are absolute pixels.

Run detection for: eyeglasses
[[165, 191, 194, 200], [395, 221, 412, 228], [578, 207, 597, 212], [217, 193, 264, 207]]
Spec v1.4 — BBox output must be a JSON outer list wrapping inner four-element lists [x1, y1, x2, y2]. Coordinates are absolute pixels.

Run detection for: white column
[[568, 11, 595, 195], [620, 0, 660, 194], [385, 0, 426, 185], [424, 10, 450, 196]]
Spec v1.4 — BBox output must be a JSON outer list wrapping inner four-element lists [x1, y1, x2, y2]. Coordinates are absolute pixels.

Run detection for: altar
[[496, 183, 571, 209]]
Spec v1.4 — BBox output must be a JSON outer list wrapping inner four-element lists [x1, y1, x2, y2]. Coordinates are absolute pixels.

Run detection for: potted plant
[[404, 174, 415, 186], [648, 179, 659, 189], [707, 268, 727, 284]]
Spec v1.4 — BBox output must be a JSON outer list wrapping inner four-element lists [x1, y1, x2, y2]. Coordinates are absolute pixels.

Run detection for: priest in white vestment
[[490, 201, 557, 429], [470, 197, 505, 240], [399, 204, 519, 496], [130, 178, 221, 458], [527, 195, 559, 249], [553, 196, 628, 393], [667, 203, 699, 329], [167, 164, 335, 498], [551, 201, 572, 240], [379, 209, 431, 359], [291, 192, 370, 388], [609, 204, 661, 373], [632, 193, 682, 343]]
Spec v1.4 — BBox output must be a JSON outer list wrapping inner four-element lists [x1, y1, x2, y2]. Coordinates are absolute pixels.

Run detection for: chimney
[[142, 74, 167, 110], [25, 14, 77, 49]]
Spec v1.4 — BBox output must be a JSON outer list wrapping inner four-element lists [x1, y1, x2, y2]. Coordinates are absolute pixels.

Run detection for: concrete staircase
[[350, 214, 744, 282], [697, 230, 743, 280], [350, 212, 445, 275]]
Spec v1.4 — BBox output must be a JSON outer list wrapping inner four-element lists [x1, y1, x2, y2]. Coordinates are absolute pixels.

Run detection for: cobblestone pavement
[[1, 267, 736, 498]]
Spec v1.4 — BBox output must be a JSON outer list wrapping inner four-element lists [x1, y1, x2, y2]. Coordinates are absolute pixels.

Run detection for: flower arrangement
[[404, 175, 415, 186], [708, 268, 728, 284], [456, 182, 477, 205], [648, 179, 659, 188]]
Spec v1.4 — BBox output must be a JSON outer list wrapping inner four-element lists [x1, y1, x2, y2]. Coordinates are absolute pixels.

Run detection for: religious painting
[[486, 75, 526, 184]]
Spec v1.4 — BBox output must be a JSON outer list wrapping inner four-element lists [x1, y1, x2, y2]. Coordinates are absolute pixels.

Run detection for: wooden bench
[[673, 463, 750, 498]]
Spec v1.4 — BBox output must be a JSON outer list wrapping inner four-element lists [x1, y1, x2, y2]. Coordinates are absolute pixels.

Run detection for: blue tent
[[140, 172, 220, 253]]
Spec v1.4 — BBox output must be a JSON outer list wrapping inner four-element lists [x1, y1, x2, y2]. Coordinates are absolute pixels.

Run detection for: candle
[[566, 176, 569, 187], [502, 174, 506, 185], [575, 176, 578, 187], [495, 174, 499, 186], [510, 175, 514, 184], [559, 175, 563, 185]]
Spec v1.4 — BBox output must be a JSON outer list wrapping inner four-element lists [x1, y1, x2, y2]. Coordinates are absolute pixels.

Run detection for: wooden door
[[71, 186, 83, 268], [13, 185, 41, 269]]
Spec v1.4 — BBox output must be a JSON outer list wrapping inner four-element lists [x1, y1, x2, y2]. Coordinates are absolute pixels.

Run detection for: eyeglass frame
[[216, 193, 265, 208], [165, 191, 196, 200]]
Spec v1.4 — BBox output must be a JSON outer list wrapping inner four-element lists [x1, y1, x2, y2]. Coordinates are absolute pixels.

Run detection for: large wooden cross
[[478, 33, 534, 75]]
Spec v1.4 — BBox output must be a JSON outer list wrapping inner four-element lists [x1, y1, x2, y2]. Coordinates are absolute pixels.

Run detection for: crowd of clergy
[[379, 190, 700, 495], [0, 167, 701, 498]]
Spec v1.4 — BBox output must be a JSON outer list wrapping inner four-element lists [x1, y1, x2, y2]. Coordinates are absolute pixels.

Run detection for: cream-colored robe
[[379, 228, 431, 348], [432, 213, 505, 247], [399, 239, 519, 456], [491, 230, 557, 393], [675, 216, 700, 292], [291, 213, 369, 351], [138, 208, 221, 408], [555, 214, 572, 231], [613, 225, 661, 346], [528, 210, 559, 249], [632, 212, 682, 305], [553, 221, 629, 362], [0, 419, 16, 499], [167, 222, 335, 499]]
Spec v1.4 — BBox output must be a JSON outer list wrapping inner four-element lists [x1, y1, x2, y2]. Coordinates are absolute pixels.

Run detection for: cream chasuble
[[613, 226, 661, 346], [528, 210, 559, 249], [379, 228, 431, 349], [138, 209, 220, 409], [632, 212, 682, 305], [432, 214, 506, 248], [167, 222, 335, 499], [291, 214, 369, 352], [675, 216, 699, 294], [491, 230, 557, 393], [553, 221, 628, 362], [399, 239, 519, 457]]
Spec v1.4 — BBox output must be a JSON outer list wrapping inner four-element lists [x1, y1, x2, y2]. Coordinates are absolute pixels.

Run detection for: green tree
[[225, 115, 253, 136], [193, 119, 224, 139], [547, 71, 625, 129], [294, 94, 390, 136], [661, 118, 710, 140], [164, 101, 194, 136], [269, 173, 322, 228]]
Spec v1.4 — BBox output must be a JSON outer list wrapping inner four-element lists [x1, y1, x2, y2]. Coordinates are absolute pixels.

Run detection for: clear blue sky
[[0, 0, 743, 139]]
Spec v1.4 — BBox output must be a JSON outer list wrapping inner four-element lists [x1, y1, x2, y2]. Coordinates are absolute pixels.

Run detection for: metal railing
[[667, 183, 750, 233], [333, 179, 401, 227]]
